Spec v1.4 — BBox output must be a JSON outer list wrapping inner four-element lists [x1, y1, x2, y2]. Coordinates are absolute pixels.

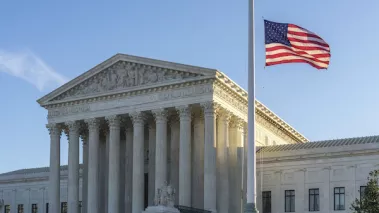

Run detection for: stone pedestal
[[143, 205, 180, 213]]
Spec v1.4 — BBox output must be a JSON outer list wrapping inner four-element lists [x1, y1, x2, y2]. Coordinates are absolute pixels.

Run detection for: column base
[[244, 203, 258, 213]]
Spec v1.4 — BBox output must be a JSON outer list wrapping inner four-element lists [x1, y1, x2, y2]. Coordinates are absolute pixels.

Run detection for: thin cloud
[[0, 49, 68, 91]]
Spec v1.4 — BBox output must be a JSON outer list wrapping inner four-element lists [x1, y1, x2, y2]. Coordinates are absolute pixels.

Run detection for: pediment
[[38, 54, 217, 105]]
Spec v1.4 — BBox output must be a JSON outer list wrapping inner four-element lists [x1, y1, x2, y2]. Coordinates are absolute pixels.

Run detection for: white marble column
[[131, 112, 145, 213], [237, 123, 245, 213], [47, 123, 61, 213], [177, 105, 192, 206], [85, 118, 100, 213], [192, 112, 204, 209], [148, 122, 156, 206], [98, 131, 107, 213], [201, 102, 218, 213], [152, 109, 168, 194], [229, 119, 242, 213], [106, 115, 121, 213], [170, 116, 180, 204], [242, 125, 248, 209], [81, 134, 89, 213], [66, 121, 80, 213], [217, 111, 231, 213], [125, 126, 133, 213], [105, 130, 110, 212]]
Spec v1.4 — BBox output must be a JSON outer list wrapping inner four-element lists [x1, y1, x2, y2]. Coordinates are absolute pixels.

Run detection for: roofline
[[215, 70, 309, 143], [36, 53, 308, 143]]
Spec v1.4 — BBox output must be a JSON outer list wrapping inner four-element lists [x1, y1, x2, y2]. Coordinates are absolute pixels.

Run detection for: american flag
[[264, 20, 331, 69]]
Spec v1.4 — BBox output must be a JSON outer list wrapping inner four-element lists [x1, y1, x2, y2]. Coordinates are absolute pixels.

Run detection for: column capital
[[85, 118, 100, 131], [200, 101, 219, 116], [130, 111, 145, 126], [65, 121, 80, 133], [230, 117, 244, 129], [46, 123, 62, 136], [106, 115, 121, 128], [176, 105, 192, 119], [152, 108, 168, 122], [218, 109, 232, 123]]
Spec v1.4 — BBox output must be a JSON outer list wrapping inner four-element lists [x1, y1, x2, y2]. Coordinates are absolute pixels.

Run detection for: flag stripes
[[264, 20, 331, 69]]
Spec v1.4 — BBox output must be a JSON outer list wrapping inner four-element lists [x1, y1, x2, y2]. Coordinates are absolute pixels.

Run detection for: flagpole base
[[244, 203, 258, 213]]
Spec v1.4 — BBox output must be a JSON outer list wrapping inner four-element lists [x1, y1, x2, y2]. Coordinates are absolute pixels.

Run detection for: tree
[[351, 170, 379, 213]]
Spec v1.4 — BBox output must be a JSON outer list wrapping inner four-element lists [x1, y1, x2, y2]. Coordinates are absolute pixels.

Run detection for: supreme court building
[[1, 54, 378, 213]]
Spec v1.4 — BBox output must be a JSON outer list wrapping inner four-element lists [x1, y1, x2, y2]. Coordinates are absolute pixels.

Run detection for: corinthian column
[[170, 116, 180, 204], [229, 118, 243, 213], [217, 111, 231, 213], [201, 102, 218, 213], [152, 109, 168, 194], [176, 105, 192, 206], [125, 126, 133, 213], [105, 115, 121, 213], [131, 112, 145, 213], [47, 123, 61, 213], [192, 111, 204, 209], [148, 122, 156, 206], [66, 121, 80, 213], [81, 133, 89, 213], [85, 118, 100, 213]]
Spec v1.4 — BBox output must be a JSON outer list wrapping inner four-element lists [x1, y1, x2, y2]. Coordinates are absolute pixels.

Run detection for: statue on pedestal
[[154, 181, 176, 207], [144, 181, 179, 213]]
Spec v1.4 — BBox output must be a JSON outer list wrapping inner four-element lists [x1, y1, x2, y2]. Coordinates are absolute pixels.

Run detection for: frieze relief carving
[[53, 61, 201, 101]]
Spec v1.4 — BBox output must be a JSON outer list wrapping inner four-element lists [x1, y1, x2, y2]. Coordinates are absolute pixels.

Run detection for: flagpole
[[245, 0, 257, 212]]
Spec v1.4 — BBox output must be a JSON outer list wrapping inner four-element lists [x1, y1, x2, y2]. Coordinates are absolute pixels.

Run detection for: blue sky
[[0, 0, 378, 173]]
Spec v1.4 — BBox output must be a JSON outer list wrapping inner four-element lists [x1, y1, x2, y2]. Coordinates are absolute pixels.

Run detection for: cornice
[[258, 148, 379, 164], [213, 74, 308, 143], [36, 53, 307, 143]]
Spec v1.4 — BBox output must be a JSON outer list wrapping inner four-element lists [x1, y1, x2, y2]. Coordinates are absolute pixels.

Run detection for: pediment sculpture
[[52, 61, 201, 101]]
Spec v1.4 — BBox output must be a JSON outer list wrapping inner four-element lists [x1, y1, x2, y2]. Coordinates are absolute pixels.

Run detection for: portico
[[37, 54, 306, 213]]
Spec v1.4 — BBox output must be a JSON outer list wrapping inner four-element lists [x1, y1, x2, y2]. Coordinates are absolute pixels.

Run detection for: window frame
[[309, 188, 320, 212], [17, 204, 24, 213], [61, 202, 67, 213], [334, 187, 345, 210], [262, 191, 271, 213], [4, 205, 11, 213], [284, 190, 295, 212], [31, 204, 38, 213], [360, 186, 366, 201]]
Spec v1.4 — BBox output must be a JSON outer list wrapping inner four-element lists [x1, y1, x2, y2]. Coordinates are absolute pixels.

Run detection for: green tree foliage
[[351, 170, 379, 213]]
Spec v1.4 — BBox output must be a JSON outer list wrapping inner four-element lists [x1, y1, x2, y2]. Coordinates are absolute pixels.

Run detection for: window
[[262, 191, 271, 213], [31, 204, 38, 213], [17, 204, 24, 213], [4, 205, 10, 213], [265, 136, 269, 145], [273, 140, 276, 145], [61, 202, 67, 213], [46, 203, 49, 213], [360, 186, 366, 201], [285, 190, 295, 212], [334, 187, 345, 210], [309, 188, 320, 211]]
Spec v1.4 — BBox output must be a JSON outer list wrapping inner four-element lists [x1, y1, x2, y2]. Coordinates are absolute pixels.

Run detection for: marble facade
[[0, 54, 307, 213]]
